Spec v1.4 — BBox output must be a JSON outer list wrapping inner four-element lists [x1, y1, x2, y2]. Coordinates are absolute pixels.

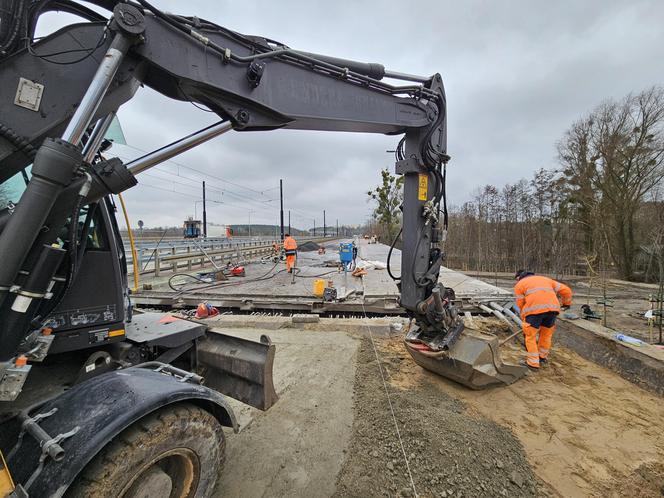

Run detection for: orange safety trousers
[[522, 323, 555, 368], [286, 255, 295, 271]]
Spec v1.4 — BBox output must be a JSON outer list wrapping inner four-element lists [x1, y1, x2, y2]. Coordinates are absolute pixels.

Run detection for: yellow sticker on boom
[[418, 174, 428, 201]]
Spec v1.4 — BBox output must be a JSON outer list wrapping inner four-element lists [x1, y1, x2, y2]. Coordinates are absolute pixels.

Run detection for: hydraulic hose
[[32, 174, 93, 328], [118, 193, 139, 293], [0, 244, 66, 361], [387, 228, 402, 281], [0, 138, 81, 308]]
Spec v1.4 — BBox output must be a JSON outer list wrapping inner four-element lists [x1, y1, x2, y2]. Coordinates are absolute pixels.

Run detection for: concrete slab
[[135, 240, 368, 306], [132, 239, 512, 313], [358, 240, 511, 300]]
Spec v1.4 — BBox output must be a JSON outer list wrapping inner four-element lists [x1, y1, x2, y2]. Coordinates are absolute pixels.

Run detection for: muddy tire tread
[[66, 403, 225, 498]]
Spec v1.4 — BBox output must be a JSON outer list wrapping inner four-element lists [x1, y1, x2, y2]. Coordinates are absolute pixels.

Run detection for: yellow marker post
[[118, 193, 139, 293]]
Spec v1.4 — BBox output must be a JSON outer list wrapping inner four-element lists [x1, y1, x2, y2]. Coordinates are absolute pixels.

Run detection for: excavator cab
[[0, 165, 278, 410]]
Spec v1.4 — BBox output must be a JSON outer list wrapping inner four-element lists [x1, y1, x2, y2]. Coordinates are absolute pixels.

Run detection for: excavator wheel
[[66, 403, 225, 498]]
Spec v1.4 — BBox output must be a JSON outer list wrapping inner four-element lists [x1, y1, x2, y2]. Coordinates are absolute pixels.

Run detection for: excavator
[[0, 1, 526, 496]]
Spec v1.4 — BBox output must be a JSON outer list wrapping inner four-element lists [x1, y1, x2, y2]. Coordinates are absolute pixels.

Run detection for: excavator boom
[[0, 1, 524, 398]]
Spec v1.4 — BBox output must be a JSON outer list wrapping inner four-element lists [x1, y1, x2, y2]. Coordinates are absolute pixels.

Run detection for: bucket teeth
[[405, 329, 528, 389]]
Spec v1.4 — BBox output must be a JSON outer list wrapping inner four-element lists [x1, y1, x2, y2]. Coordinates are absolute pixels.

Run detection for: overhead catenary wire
[[138, 185, 275, 217], [110, 150, 290, 216], [143, 166, 279, 207], [141, 169, 225, 194], [126, 176, 317, 227], [133, 182, 203, 199], [108, 148, 330, 228], [124, 175, 278, 216], [111, 150, 279, 208], [116, 142, 280, 198]]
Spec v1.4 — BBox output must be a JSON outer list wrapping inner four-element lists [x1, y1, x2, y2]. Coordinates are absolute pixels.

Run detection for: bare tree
[[556, 87, 664, 278], [445, 87, 664, 282], [367, 168, 403, 241]]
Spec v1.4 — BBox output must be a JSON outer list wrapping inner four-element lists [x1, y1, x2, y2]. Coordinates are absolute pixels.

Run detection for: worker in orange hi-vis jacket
[[283, 233, 298, 273], [513, 270, 573, 370]]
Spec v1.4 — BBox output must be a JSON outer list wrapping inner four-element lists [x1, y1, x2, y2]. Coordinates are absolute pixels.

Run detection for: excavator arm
[[0, 1, 523, 390]]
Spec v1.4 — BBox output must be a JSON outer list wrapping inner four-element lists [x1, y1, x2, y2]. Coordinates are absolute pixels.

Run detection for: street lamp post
[[248, 210, 252, 239], [194, 200, 203, 219]]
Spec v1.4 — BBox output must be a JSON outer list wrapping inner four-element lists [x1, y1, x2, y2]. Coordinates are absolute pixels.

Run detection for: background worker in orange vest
[[283, 233, 298, 273], [513, 270, 573, 370]]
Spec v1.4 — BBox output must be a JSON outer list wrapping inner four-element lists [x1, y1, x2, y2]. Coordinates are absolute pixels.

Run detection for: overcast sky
[[43, 1, 664, 230]]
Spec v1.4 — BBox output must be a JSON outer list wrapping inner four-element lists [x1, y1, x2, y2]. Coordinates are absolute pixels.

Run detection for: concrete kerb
[[194, 314, 408, 337], [173, 310, 664, 396], [558, 317, 664, 397]]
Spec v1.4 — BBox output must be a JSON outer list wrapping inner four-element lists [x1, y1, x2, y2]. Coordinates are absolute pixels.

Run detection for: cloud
[[39, 0, 664, 229]]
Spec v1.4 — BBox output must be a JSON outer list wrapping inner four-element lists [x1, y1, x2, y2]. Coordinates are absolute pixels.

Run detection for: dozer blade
[[197, 331, 278, 410], [405, 329, 528, 389]]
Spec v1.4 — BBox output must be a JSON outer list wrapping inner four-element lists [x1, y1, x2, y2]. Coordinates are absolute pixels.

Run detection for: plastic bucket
[[313, 279, 326, 297]]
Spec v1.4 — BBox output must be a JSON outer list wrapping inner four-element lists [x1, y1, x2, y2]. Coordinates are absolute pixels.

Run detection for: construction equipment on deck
[[0, 1, 522, 494], [183, 217, 202, 238], [230, 266, 246, 277]]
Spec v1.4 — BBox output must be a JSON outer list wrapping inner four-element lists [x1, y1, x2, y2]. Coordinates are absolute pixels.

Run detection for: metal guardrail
[[126, 239, 276, 274], [123, 235, 277, 250], [132, 237, 335, 276], [154, 241, 275, 276]]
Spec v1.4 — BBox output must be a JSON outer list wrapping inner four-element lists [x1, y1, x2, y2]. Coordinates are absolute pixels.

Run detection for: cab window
[[0, 167, 31, 210], [75, 204, 107, 250]]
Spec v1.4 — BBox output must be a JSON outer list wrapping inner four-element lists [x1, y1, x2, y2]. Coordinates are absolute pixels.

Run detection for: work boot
[[520, 360, 539, 372], [539, 357, 548, 365]]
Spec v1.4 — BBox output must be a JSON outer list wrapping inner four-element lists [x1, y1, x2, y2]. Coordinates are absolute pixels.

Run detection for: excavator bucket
[[405, 329, 527, 389], [197, 331, 278, 410]]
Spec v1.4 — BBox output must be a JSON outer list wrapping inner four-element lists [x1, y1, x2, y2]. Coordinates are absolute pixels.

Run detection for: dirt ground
[[213, 327, 359, 497], [209, 318, 663, 497], [374, 326, 664, 498], [333, 338, 543, 498]]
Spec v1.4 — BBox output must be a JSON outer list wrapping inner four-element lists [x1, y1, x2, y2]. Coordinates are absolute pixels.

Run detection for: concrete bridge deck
[[131, 239, 512, 314]]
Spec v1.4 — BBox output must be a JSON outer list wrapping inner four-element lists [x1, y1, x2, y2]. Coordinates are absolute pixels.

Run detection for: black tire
[[67, 403, 225, 498]]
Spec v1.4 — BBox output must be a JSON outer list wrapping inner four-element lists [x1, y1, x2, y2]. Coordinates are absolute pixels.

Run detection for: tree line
[[367, 87, 664, 282], [445, 87, 664, 281]]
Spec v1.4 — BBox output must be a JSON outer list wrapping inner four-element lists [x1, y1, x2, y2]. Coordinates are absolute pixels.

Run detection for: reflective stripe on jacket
[[514, 275, 572, 318]]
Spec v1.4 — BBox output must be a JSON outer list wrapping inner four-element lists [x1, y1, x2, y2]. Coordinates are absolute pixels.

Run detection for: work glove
[[561, 304, 571, 311]]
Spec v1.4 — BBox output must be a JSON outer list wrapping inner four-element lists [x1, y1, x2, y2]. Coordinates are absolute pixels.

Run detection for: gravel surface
[[333, 337, 546, 498]]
